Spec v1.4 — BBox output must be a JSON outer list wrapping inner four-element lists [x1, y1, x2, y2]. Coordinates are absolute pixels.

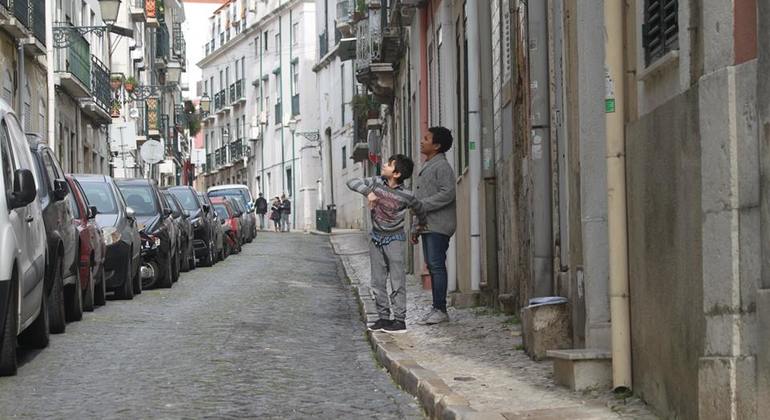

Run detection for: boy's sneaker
[[383, 320, 407, 334], [424, 310, 449, 325], [368, 319, 391, 332]]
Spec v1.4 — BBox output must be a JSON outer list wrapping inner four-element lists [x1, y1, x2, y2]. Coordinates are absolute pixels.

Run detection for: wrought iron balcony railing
[[54, 24, 92, 89], [13, 0, 29, 29], [205, 153, 213, 172], [235, 79, 244, 101], [91, 55, 111, 112], [31, 0, 44, 45], [156, 24, 170, 61], [229, 83, 236, 104], [230, 139, 243, 161]]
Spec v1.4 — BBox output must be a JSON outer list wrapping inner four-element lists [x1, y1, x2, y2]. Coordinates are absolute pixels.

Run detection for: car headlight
[[142, 235, 161, 250], [102, 227, 121, 246]]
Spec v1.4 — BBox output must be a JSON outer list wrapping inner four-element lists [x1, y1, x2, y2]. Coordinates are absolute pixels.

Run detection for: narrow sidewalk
[[330, 230, 657, 420]]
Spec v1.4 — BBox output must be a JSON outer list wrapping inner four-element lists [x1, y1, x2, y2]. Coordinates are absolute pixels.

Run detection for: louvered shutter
[[642, 0, 678, 65]]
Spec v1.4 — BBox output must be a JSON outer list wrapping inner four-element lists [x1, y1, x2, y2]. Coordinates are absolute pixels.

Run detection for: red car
[[65, 175, 107, 311], [210, 197, 242, 256]]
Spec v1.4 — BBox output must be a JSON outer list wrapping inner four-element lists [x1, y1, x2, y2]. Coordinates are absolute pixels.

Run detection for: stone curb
[[330, 236, 496, 420]]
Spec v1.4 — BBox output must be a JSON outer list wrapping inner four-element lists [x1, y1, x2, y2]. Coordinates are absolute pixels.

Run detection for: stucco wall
[[626, 87, 704, 420]]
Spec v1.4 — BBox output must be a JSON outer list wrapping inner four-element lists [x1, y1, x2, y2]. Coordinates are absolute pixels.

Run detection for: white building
[[312, 0, 364, 229], [197, 0, 320, 231]]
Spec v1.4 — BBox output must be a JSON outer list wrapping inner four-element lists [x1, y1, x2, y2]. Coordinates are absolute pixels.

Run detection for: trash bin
[[327, 204, 337, 228], [316, 209, 331, 233]]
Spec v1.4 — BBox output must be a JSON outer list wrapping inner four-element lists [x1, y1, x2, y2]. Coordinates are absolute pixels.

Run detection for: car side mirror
[[182, 210, 190, 219], [126, 206, 136, 220], [8, 169, 36, 209], [88, 205, 98, 219], [203, 204, 210, 213], [163, 208, 173, 217], [53, 179, 69, 201]]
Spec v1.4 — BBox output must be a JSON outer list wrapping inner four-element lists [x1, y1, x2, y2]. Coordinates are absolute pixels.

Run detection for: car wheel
[[83, 263, 95, 312], [115, 261, 134, 300], [65, 279, 83, 322], [202, 241, 214, 267], [48, 259, 66, 334], [159, 255, 173, 288], [94, 266, 106, 307], [0, 279, 18, 376], [18, 282, 49, 350]]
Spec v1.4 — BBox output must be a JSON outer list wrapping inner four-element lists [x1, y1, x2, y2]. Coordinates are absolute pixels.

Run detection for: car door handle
[[25, 215, 34, 223]]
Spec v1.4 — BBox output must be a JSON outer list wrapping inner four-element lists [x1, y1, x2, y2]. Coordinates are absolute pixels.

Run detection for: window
[[341, 145, 347, 169], [286, 168, 292, 196], [219, 70, 223, 90], [291, 61, 299, 94], [340, 63, 346, 123], [275, 73, 281, 99], [292, 22, 299, 45], [643, 0, 678, 65], [225, 67, 230, 89], [275, 32, 281, 54], [264, 31, 269, 50]]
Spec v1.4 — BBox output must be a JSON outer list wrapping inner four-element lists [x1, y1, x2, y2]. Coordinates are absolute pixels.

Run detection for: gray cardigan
[[413, 153, 456, 237]]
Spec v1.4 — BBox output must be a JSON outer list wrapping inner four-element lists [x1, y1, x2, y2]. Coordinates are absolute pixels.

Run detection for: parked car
[[0, 106, 49, 375], [228, 198, 250, 246], [211, 197, 241, 256], [115, 179, 178, 289], [168, 186, 218, 267], [162, 190, 194, 272], [65, 175, 106, 311], [207, 185, 257, 243], [197, 191, 226, 263], [27, 134, 79, 331], [75, 174, 141, 300]]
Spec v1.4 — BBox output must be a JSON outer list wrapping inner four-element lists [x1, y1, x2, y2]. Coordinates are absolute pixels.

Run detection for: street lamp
[[99, 0, 122, 23], [200, 93, 211, 114], [53, 0, 129, 48], [166, 63, 183, 85]]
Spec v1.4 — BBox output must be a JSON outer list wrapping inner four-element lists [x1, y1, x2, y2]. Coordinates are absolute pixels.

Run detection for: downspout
[[289, 8, 296, 229], [465, 1, 481, 291], [46, 0, 55, 151], [260, 25, 265, 196], [604, 0, 631, 391], [18, 41, 25, 131], [279, 14, 286, 195]]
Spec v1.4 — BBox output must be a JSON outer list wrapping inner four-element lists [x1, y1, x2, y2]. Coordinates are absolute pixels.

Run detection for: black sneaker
[[383, 320, 407, 334], [368, 319, 391, 332]]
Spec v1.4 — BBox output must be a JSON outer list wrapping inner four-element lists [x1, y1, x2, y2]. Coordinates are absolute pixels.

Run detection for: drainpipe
[[17, 41, 25, 131], [289, 8, 296, 229], [604, 0, 631, 391], [260, 29, 265, 196], [46, 0, 55, 151], [279, 14, 286, 196], [465, 1, 481, 291]]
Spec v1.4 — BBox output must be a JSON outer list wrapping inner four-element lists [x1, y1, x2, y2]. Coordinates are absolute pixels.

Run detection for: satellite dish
[[140, 140, 164, 164], [129, 108, 140, 119]]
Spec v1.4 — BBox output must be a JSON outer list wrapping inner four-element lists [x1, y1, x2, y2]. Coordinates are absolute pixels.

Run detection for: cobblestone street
[[0, 233, 423, 419]]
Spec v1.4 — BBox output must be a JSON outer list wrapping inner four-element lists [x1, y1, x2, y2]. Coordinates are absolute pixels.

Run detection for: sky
[[182, 0, 226, 99]]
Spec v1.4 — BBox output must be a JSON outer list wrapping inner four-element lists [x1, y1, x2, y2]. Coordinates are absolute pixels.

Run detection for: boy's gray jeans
[[369, 239, 406, 322]]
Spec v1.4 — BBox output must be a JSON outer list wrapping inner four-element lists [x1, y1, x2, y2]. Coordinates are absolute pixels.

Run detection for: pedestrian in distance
[[255, 193, 268, 230], [411, 127, 457, 325], [270, 197, 282, 232], [280, 194, 291, 232], [347, 154, 427, 334]]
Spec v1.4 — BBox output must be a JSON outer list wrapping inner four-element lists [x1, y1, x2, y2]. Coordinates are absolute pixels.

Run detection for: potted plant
[[352, 0, 367, 21], [110, 74, 123, 91], [110, 100, 121, 117], [124, 76, 137, 93]]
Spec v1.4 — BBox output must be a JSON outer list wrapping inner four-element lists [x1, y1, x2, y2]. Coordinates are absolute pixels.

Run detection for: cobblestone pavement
[[331, 231, 659, 419], [0, 232, 424, 419]]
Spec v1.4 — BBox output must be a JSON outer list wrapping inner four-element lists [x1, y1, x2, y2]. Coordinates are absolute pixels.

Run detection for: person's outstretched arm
[[346, 177, 378, 196]]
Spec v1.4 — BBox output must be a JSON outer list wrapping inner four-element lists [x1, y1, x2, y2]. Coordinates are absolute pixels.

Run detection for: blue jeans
[[422, 233, 450, 312]]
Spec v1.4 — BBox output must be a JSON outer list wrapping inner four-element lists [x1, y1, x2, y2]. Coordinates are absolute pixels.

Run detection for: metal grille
[[643, 0, 678, 65], [91, 55, 111, 112], [13, 0, 29, 28], [31, 1, 44, 45]]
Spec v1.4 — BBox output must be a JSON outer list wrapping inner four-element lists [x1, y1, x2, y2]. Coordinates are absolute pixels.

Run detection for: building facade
[[197, 0, 320, 231]]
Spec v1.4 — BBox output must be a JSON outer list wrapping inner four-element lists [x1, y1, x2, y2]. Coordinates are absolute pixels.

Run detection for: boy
[[347, 154, 426, 334]]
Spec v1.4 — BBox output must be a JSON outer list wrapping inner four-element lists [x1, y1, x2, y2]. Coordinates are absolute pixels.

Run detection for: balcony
[[274, 102, 282, 125], [234, 79, 245, 106], [54, 24, 92, 99], [230, 139, 243, 161], [155, 24, 170, 67], [205, 153, 213, 173], [216, 89, 230, 113], [81, 55, 112, 123], [130, 0, 146, 22], [336, 0, 354, 37], [355, 4, 400, 100], [291, 94, 299, 117], [172, 23, 186, 70], [215, 145, 229, 167], [145, 0, 159, 27], [0, 0, 31, 39], [23, 0, 45, 56], [229, 83, 236, 104]]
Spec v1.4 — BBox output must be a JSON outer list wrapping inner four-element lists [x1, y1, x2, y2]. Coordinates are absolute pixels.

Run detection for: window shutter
[[643, 0, 678, 65]]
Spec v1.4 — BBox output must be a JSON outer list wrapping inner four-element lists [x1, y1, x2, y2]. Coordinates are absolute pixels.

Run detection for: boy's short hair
[[428, 126, 454, 153], [388, 154, 414, 184]]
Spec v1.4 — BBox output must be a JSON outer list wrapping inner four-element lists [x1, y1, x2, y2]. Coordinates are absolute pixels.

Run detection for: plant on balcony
[[110, 75, 123, 91], [124, 76, 137, 93], [353, 0, 367, 21], [111, 100, 121, 117], [352, 93, 379, 142]]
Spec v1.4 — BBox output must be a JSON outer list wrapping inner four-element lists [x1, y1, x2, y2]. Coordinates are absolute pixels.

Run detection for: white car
[[0, 103, 49, 375]]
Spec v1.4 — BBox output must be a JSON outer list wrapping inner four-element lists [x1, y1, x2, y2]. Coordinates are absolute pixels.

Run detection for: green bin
[[316, 209, 331, 233]]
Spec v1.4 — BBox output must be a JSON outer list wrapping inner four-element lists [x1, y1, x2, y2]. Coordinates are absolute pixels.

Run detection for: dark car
[[168, 186, 218, 267], [197, 191, 225, 262], [207, 185, 257, 243], [65, 175, 106, 311], [75, 174, 141, 300], [27, 135, 79, 332], [162, 190, 194, 272], [115, 179, 178, 289], [211, 197, 241, 256]]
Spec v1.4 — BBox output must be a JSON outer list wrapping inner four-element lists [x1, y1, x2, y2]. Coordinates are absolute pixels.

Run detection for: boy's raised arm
[[346, 177, 377, 196]]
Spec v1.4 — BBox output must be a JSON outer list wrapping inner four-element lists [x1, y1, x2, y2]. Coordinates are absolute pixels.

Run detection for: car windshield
[[213, 204, 229, 219], [80, 182, 118, 214], [170, 188, 200, 211], [117, 185, 158, 216], [208, 189, 249, 208]]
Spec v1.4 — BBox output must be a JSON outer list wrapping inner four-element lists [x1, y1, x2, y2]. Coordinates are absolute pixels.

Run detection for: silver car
[[0, 103, 49, 375]]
